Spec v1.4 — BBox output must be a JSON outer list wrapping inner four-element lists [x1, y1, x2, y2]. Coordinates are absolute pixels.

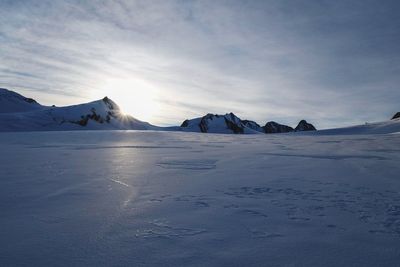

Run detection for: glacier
[[1, 128, 400, 266]]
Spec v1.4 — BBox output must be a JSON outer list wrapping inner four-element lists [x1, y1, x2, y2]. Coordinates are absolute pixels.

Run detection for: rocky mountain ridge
[[180, 113, 316, 134]]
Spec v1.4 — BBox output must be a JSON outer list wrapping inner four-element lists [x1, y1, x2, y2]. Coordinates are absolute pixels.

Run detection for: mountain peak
[[0, 88, 38, 104], [0, 88, 156, 131], [295, 120, 316, 131], [0, 88, 42, 113], [264, 121, 294, 133], [102, 96, 119, 111], [392, 112, 400, 120], [180, 112, 246, 134]]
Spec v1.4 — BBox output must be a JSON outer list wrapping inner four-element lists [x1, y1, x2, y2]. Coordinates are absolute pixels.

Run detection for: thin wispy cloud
[[1, 0, 399, 128]]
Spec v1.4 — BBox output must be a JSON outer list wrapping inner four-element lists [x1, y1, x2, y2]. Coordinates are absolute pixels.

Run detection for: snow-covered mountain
[[0, 88, 43, 113], [180, 113, 261, 134], [0, 89, 161, 132], [2, 88, 398, 135], [180, 113, 317, 134], [294, 120, 316, 131], [242, 120, 265, 132], [263, 121, 294, 133]]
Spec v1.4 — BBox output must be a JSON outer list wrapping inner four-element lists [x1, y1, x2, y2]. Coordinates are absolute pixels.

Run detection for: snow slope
[[0, 88, 43, 113], [1, 130, 400, 266], [0, 95, 161, 132], [315, 118, 400, 135]]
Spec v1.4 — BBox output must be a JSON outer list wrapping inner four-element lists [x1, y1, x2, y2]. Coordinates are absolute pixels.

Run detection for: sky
[[1, 0, 400, 129]]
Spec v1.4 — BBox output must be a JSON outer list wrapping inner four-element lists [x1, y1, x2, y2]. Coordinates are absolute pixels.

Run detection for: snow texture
[[1, 128, 400, 266], [314, 118, 400, 135]]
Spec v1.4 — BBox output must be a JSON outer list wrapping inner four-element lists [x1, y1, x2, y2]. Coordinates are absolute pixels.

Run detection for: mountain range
[[180, 113, 315, 134], [0, 88, 399, 135]]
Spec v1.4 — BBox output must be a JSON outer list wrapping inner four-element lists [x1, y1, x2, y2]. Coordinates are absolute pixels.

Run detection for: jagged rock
[[263, 121, 294, 134], [180, 113, 317, 134], [72, 108, 108, 126], [198, 113, 214, 133], [295, 120, 316, 131], [224, 116, 244, 134], [392, 112, 400, 120], [180, 112, 247, 134], [181, 119, 189, 127], [24, 98, 38, 104], [102, 96, 117, 110]]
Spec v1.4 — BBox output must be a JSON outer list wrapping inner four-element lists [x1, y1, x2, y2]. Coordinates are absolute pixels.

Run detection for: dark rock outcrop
[[295, 120, 316, 131], [180, 119, 189, 127], [198, 113, 215, 133], [24, 97, 38, 104], [72, 108, 108, 126], [102, 96, 118, 110], [392, 112, 400, 120], [224, 115, 244, 134], [263, 121, 294, 134], [180, 113, 246, 134]]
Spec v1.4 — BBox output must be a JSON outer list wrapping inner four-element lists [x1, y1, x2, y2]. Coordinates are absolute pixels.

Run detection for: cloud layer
[[1, 0, 400, 128]]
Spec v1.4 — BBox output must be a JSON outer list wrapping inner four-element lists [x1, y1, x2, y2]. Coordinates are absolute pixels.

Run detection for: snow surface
[[1, 130, 400, 266], [313, 118, 400, 135]]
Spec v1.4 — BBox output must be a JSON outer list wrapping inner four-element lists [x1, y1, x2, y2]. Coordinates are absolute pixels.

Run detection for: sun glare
[[93, 77, 159, 122]]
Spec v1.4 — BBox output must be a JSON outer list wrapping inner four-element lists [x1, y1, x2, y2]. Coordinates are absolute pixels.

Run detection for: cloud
[[1, 0, 399, 128]]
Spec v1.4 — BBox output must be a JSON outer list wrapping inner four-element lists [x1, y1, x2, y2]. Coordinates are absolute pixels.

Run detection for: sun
[[92, 77, 159, 122]]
